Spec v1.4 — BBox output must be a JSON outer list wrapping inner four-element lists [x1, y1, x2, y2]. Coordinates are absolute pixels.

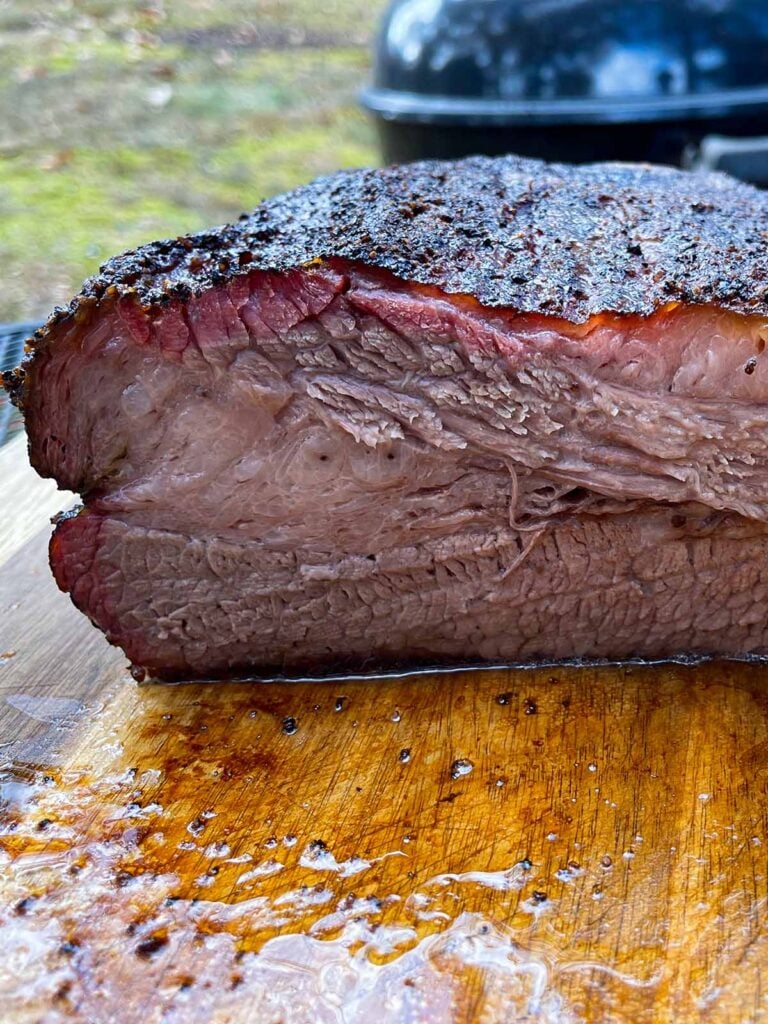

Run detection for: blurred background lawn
[[0, 0, 386, 322]]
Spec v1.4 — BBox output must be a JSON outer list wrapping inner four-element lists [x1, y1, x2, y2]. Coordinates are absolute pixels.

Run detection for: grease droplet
[[450, 759, 473, 779]]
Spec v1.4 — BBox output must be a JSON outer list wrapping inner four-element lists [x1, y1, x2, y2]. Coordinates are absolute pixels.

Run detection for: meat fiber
[[7, 155, 768, 681]]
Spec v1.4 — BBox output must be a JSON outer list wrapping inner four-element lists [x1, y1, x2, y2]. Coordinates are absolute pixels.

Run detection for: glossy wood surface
[[1, 436, 768, 1023]]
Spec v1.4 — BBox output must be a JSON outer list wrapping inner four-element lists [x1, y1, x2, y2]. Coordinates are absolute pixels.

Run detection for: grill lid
[[362, 0, 768, 125]]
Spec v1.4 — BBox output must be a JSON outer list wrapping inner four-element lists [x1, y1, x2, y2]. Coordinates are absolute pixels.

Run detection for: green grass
[[0, 0, 384, 321]]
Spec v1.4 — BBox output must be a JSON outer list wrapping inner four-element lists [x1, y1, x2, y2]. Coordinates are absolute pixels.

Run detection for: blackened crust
[[5, 155, 768, 405]]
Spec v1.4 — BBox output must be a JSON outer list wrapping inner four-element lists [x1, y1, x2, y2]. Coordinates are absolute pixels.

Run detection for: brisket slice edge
[[5, 156, 768, 679]]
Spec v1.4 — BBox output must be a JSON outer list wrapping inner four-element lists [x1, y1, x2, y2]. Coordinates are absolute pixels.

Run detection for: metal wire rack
[[0, 321, 42, 446]]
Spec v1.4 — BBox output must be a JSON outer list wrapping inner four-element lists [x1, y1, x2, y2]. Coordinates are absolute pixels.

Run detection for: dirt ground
[[0, 0, 385, 322]]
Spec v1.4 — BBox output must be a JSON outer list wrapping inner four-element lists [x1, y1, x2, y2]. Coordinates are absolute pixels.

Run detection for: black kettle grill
[[361, 0, 768, 184]]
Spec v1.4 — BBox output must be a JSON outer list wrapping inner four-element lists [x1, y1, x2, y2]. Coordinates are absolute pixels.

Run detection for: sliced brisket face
[[8, 155, 768, 680]]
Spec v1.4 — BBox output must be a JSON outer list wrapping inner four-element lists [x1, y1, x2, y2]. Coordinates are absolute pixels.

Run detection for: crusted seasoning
[[5, 155, 768, 404]]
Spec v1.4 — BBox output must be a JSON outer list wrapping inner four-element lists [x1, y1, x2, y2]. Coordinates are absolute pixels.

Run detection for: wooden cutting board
[[2, 432, 768, 1024]]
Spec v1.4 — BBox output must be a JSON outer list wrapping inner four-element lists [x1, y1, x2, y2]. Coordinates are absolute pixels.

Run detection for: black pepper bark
[[5, 155, 768, 404]]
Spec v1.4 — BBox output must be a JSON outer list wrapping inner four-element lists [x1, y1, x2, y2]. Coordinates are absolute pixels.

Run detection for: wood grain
[[1, 440, 768, 1023]]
